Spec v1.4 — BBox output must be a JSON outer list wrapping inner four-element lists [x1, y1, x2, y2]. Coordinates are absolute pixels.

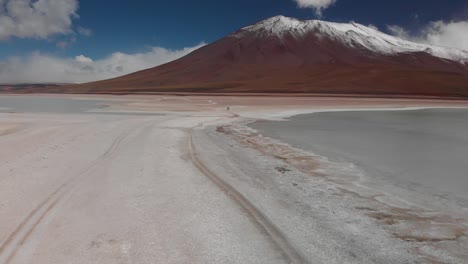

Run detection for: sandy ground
[[0, 94, 467, 264]]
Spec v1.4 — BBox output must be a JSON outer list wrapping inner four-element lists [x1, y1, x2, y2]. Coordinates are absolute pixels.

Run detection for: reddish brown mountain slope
[[57, 16, 468, 97]]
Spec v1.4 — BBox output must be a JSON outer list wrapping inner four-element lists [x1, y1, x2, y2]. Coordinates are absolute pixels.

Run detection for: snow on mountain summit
[[232, 16, 468, 64], [69, 15, 468, 97]]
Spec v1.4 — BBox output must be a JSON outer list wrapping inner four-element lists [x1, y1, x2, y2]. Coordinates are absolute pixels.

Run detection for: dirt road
[[0, 112, 294, 264]]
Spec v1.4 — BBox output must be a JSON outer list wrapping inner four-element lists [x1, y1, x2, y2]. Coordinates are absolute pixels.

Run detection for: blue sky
[[0, 0, 467, 83]]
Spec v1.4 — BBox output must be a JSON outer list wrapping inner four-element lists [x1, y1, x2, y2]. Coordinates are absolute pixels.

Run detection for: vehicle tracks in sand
[[188, 131, 309, 264], [0, 124, 140, 264]]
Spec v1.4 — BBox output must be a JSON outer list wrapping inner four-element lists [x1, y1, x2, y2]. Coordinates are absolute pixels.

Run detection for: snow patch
[[233, 16, 468, 64]]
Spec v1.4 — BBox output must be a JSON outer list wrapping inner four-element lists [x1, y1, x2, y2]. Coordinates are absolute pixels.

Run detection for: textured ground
[[0, 95, 466, 263]]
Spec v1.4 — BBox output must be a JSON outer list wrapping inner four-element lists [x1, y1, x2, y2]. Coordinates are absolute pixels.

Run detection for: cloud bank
[[0, 0, 78, 40], [388, 20, 468, 51], [293, 0, 336, 16], [0, 43, 205, 84]]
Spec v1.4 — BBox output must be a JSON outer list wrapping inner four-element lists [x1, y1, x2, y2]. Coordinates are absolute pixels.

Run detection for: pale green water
[[0, 96, 109, 113], [251, 108, 468, 205], [0, 96, 160, 116]]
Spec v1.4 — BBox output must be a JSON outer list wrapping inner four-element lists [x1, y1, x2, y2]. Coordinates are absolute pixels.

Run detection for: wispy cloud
[[0, 43, 206, 84], [387, 25, 411, 40], [0, 0, 79, 40], [293, 0, 337, 16], [77, 26, 92, 37], [388, 20, 468, 51], [56, 36, 77, 49]]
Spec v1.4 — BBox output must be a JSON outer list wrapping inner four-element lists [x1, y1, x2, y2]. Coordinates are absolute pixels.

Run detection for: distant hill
[[0, 83, 65, 93]]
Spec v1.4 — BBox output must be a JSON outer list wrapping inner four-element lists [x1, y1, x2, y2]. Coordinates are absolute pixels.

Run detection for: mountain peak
[[231, 16, 468, 64], [235, 15, 306, 37], [257, 15, 301, 25]]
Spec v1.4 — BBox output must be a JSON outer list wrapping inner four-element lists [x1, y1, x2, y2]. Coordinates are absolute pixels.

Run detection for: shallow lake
[[251, 108, 468, 205], [0, 96, 111, 114], [0, 96, 162, 116]]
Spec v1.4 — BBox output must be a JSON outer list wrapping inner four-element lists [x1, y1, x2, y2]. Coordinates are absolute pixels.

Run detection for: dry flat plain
[[0, 94, 467, 264]]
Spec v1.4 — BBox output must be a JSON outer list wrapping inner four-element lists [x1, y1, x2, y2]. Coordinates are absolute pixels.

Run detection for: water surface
[[0, 96, 160, 116], [251, 108, 468, 204], [0, 96, 109, 114]]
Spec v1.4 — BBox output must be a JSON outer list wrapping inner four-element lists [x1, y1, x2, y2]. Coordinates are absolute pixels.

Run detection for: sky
[[0, 0, 468, 84]]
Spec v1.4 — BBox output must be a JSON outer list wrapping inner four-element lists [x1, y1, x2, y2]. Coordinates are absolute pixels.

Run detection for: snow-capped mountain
[[55, 16, 468, 98], [234, 16, 468, 65]]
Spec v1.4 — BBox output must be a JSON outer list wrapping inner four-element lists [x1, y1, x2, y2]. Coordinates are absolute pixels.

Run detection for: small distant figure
[[226, 106, 230, 111]]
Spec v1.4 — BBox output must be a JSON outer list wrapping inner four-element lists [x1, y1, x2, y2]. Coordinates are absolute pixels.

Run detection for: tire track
[[0, 124, 137, 264], [188, 131, 309, 264]]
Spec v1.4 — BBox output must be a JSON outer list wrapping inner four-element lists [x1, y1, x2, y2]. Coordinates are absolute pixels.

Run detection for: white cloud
[[75, 54, 93, 63], [293, 0, 337, 16], [388, 20, 468, 51], [387, 25, 411, 39], [423, 21, 468, 51], [0, 43, 205, 84], [0, 0, 78, 40]]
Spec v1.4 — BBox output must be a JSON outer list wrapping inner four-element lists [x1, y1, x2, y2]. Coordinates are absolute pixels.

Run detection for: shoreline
[[3, 92, 468, 100], [245, 109, 468, 207], [248, 108, 468, 209], [194, 107, 468, 263], [193, 121, 424, 263]]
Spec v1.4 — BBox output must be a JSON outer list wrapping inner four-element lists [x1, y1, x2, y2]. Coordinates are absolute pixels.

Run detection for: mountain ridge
[[30, 16, 468, 98], [233, 16, 468, 64]]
